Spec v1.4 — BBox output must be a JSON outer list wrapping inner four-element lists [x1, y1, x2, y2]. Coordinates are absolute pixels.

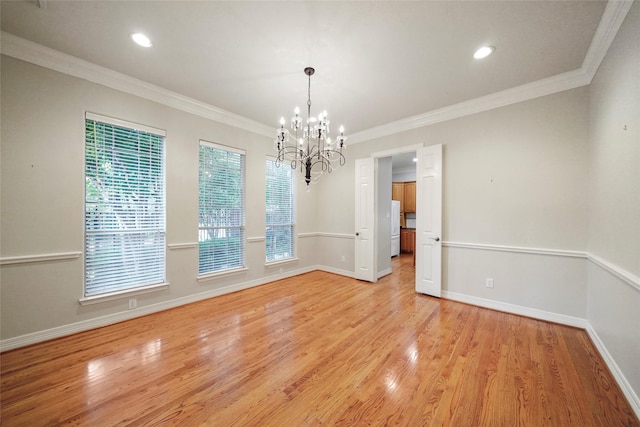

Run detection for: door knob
[[355, 232, 360, 236], [430, 237, 440, 242]]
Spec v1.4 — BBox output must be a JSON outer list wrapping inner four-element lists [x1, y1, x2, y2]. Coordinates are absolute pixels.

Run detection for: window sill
[[197, 267, 249, 282], [79, 282, 169, 306], [265, 257, 299, 267]]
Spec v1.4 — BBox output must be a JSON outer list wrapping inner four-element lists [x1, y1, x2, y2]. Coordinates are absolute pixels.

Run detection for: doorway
[[357, 144, 443, 297], [370, 144, 422, 281]]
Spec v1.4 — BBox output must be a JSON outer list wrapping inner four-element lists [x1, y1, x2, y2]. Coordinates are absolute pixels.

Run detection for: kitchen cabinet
[[400, 229, 408, 253], [392, 182, 404, 211], [403, 181, 416, 213], [400, 228, 415, 253], [392, 182, 406, 228]]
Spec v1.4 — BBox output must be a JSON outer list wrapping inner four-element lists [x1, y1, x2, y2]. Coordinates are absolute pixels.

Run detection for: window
[[199, 141, 245, 275], [265, 159, 295, 262], [84, 113, 166, 297]]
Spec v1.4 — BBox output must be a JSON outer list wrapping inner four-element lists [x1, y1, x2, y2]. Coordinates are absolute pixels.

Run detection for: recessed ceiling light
[[412, 158, 418, 162], [130, 32, 152, 48], [473, 46, 495, 60]]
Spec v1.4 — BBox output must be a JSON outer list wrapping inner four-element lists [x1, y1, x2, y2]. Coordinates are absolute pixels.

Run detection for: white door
[[354, 158, 376, 282], [415, 144, 442, 296]]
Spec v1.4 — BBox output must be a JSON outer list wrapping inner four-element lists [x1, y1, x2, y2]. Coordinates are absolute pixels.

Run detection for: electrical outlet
[[486, 278, 494, 288], [341, 255, 346, 263], [128, 298, 137, 310]]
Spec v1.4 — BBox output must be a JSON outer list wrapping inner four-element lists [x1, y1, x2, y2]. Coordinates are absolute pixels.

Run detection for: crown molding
[[348, 68, 590, 144], [348, 0, 633, 145], [0, 31, 273, 139], [1, 1, 632, 145], [581, 0, 635, 81]]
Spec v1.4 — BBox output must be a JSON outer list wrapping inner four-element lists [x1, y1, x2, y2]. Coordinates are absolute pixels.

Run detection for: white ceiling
[[391, 152, 417, 174], [1, 1, 609, 139]]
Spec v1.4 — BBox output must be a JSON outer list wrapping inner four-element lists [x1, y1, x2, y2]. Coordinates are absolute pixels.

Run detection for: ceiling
[[391, 152, 417, 173], [2, 1, 609, 140]]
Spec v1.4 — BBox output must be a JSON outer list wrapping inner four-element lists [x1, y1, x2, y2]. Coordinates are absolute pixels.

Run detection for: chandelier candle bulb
[[292, 107, 302, 130], [274, 66, 347, 186]]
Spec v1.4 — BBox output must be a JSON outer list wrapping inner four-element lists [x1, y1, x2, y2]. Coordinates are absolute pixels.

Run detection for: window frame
[[81, 112, 168, 304], [265, 156, 296, 264], [197, 140, 247, 279]]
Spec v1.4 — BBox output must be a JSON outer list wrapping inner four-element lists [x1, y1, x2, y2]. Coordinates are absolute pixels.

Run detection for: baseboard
[[377, 267, 392, 279], [442, 290, 588, 328], [3, 261, 638, 422], [316, 265, 357, 279], [586, 323, 640, 420], [0, 265, 317, 352]]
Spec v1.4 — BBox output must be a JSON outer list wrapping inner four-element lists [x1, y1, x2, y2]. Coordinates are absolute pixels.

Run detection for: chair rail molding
[[443, 241, 587, 258], [0, 251, 82, 265]]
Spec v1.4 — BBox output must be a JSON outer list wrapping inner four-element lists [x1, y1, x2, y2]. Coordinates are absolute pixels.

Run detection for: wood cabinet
[[393, 181, 416, 212], [391, 181, 416, 227], [392, 182, 404, 211], [392, 181, 406, 228], [400, 229, 409, 253], [403, 181, 416, 213], [400, 228, 415, 253]]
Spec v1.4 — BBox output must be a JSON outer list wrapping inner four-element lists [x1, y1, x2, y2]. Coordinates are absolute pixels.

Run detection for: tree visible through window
[[198, 141, 245, 274], [84, 114, 166, 297], [266, 159, 294, 262]]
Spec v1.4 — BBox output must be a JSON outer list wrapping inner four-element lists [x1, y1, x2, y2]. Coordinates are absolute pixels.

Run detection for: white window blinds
[[265, 159, 295, 262], [84, 114, 166, 297], [199, 141, 245, 274]]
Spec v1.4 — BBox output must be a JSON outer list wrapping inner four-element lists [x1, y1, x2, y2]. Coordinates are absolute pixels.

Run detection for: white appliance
[[391, 200, 400, 257]]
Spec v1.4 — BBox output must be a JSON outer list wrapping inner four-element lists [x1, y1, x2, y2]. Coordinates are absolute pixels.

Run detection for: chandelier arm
[[275, 66, 346, 186], [315, 150, 346, 167]]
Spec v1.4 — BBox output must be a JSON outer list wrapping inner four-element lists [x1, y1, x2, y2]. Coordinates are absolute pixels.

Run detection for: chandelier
[[275, 67, 346, 186]]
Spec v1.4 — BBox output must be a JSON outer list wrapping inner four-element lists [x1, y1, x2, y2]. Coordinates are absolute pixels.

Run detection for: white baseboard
[[377, 267, 392, 279], [2, 260, 638, 422], [316, 265, 357, 279], [442, 289, 639, 420], [0, 265, 317, 352], [586, 323, 640, 419], [442, 290, 588, 328]]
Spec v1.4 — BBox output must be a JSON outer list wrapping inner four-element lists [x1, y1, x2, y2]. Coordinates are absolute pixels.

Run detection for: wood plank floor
[[2, 254, 638, 426]]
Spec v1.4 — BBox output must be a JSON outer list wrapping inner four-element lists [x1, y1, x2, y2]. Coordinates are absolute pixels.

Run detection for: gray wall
[[0, 55, 319, 341], [309, 4, 640, 406], [316, 87, 589, 319], [1, 9, 638, 410], [587, 1, 640, 403], [376, 157, 392, 276]]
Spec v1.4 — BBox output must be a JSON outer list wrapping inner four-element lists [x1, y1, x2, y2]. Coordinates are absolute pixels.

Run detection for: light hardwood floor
[[2, 254, 638, 426]]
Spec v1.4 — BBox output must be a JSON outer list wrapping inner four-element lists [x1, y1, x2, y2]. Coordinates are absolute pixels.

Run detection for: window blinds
[[84, 114, 166, 297], [265, 159, 295, 262], [198, 142, 245, 274]]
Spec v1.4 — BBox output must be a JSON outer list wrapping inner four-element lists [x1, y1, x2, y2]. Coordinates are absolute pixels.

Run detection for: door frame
[[369, 143, 425, 277]]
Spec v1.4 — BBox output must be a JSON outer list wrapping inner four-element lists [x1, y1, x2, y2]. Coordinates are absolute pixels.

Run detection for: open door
[[415, 145, 442, 296], [354, 158, 376, 282]]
